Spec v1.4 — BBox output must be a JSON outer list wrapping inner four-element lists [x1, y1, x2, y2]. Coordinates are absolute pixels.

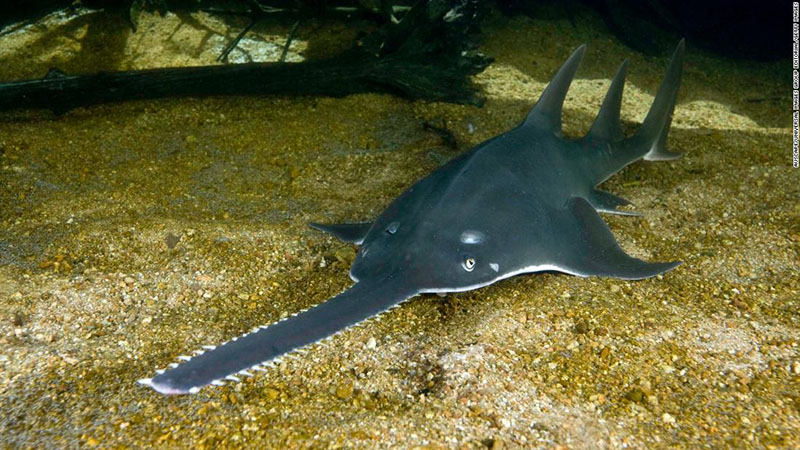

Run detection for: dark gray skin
[[140, 41, 685, 395]]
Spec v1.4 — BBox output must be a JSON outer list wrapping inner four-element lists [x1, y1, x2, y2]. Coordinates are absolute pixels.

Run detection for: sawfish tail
[[138, 274, 416, 394], [636, 39, 685, 162], [589, 39, 685, 184]]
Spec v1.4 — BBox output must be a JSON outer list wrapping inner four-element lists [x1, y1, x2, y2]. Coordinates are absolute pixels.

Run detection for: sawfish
[[139, 41, 685, 395]]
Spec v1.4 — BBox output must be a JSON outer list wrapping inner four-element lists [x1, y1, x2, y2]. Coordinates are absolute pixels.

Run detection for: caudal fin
[[634, 39, 685, 161], [586, 40, 686, 185]]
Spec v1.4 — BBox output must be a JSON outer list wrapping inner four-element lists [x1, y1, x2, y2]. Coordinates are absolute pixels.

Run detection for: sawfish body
[[140, 41, 685, 394]]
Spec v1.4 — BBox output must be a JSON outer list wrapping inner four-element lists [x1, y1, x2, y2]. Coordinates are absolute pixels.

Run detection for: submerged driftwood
[[0, 0, 492, 113]]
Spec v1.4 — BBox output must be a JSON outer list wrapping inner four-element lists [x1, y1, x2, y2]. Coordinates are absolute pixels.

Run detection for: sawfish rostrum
[[139, 41, 686, 394]]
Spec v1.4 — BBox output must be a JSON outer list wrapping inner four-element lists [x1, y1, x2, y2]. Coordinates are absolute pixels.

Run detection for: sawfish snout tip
[[137, 377, 198, 395]]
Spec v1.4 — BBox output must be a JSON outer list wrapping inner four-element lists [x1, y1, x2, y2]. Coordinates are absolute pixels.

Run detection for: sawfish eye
[[462, 257, 476, 272]]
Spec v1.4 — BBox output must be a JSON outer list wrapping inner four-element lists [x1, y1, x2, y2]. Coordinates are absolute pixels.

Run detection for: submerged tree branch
[[0, 0, 491, 113]]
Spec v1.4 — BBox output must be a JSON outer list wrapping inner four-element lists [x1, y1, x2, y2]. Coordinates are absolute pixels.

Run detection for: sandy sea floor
[[0, 6, 797, 449]]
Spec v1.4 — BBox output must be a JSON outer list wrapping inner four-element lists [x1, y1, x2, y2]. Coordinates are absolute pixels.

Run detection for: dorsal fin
[[586, 59, 628, 142], [523, 45, 586, 133]]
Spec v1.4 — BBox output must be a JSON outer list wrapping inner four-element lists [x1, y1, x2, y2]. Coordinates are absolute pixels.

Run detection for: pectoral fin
[[552, 197, 680, 280], [309, 221, 372, 244]]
